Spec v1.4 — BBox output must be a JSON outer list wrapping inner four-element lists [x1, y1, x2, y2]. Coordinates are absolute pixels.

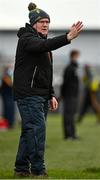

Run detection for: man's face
[[33, 18, 50, 36]]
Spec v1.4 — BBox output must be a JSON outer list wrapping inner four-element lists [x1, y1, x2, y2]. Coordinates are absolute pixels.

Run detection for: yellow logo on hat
[[35, 8, 40, 14]]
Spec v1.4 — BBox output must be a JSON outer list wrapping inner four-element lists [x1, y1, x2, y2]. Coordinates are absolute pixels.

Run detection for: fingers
[[72, 21, 83, 28], [72, 21, 83, 30], [76, 25, 83, 33], [72, 23, 75, 27], [71, 22, 83, 33], [55, 101, 58, 109], [52, 101, 58, 111], [71, 21, 83, 34], [75, 21, 83, 26], [50, 99, 58, 111], [68, 21, 83, 41], [75, 21, 83, 31]]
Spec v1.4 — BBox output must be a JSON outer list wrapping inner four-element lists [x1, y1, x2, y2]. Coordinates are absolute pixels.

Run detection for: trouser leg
[[63, 97, 77, 138], [15, 96, 48, 174]]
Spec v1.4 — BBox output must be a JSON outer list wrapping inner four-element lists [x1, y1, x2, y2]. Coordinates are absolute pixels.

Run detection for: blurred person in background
[[77, 65, 92, 123], [90, 79, 100, 124], [0, 65, 15, 129], [61, 50, 80, 140], [78, 65, 100, 124], [13, 2, 83, 178]]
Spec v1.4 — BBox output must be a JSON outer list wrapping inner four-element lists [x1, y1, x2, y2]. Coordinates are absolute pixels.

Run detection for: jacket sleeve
[[50, 85, 55, 99], [25, 34, 70, 53]]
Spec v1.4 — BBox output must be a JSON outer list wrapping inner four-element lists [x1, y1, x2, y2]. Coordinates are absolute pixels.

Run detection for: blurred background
[[0, 0, 100, 120], [0, 0, 100, 179]]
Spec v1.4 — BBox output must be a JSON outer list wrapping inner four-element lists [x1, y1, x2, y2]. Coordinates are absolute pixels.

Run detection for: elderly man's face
[[33, 18, 50, 36]]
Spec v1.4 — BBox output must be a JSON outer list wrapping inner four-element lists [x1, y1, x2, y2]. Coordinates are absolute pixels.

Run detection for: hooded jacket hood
[[17, 23, 47, 39], [17, 23, 36, 38]]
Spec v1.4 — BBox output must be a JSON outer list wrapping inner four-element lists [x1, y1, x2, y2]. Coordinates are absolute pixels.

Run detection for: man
[[0, 66, 15, 129], [61, 50, 80, 140], [78, 65, 93, 123], [90, 79, 100, 124], [78, 65, 100, 123], [13, 2, 83, 177]]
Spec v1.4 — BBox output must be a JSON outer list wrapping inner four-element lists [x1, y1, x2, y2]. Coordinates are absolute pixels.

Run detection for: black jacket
[[13, 23, 70, 100], [61, 62, 79, 97]]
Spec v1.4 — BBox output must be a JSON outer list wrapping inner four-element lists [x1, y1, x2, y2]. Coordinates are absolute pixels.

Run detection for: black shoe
[[65, 136, 80, 141], [71, 136, 81, 140], [31, 171, 48, 178], [14, 171, 30, 177]]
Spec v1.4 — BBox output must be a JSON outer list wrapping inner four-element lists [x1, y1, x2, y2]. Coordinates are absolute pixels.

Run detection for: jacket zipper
[[31, 66, 37, 88]]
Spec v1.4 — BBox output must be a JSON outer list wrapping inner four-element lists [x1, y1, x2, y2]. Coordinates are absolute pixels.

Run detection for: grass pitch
[[0, 113, 100, 179]]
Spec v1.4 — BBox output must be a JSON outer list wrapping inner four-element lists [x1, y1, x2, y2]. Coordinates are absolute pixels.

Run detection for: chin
[[44, 33, 48, 36], [42, 31, 48, 35]]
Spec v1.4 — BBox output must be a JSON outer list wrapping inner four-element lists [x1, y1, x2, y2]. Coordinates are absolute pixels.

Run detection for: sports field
[[0, 113, 100, 179]]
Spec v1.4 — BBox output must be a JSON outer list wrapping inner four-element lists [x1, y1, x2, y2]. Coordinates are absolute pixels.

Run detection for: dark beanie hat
[[28, 2, 50, 26]]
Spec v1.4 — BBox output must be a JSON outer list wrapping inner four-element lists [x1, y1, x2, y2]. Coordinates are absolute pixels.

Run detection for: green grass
[[0, 113, 100, 179]]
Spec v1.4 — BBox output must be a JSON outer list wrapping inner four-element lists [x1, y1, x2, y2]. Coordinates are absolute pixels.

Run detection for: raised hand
[[67, 21, 83, 41]]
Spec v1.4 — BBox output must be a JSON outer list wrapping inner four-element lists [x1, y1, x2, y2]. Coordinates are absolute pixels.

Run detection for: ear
[[33, 23, 37, 29]]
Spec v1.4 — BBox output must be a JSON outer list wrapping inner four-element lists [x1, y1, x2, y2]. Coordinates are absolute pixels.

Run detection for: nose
[[43, 22, 48, 26]]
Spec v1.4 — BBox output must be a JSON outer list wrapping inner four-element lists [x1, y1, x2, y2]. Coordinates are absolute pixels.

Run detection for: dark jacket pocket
[[33, 68, 51, 89]]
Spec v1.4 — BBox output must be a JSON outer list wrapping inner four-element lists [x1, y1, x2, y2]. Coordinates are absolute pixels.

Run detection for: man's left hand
[[49, 97, 58, 111]]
